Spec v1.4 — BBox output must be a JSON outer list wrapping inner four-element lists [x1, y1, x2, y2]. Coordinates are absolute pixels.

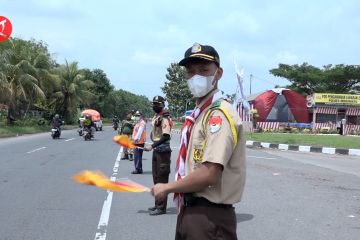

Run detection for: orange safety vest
[[132, 119, 146, 144]]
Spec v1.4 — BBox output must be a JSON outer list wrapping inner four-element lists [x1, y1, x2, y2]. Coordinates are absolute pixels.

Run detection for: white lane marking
[[26, 147, 46, 154], [65, 138, 75, 142], [94, 147, 123, 240], [248, 155, 276, 160]]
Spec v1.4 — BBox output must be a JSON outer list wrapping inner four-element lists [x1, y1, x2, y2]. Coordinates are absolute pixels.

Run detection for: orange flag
[[113, 135, 137, 149], [73, 170, 149, 192]]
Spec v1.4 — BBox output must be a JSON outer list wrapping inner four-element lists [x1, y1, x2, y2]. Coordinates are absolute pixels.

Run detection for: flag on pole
[[73, 170, 150, 192], [233, 58, 250, 118]]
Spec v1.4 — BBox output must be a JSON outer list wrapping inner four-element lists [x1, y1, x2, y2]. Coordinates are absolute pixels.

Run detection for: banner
[[314, 93, 360, 105]]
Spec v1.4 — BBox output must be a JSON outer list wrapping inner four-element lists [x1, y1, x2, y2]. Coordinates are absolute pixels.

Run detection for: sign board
[[313, 93, 360, 106]]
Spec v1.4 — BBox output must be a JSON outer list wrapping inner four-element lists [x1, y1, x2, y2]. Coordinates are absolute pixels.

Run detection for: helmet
[[134, 110, 141, 116], [152, 95, 165, 106], [54, 114, 59, 119]]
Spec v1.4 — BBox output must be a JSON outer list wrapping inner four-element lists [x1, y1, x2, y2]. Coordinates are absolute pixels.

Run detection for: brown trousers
[[175, 205, 237, 240], [152, 150, 171, 210]]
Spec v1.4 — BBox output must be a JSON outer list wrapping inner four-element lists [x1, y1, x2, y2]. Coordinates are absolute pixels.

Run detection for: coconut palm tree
[[0, 39, 48, 124], [50, 61, 94, 123]]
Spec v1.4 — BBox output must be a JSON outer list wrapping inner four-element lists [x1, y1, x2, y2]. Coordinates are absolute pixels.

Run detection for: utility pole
[[250, 74, 253, 95]]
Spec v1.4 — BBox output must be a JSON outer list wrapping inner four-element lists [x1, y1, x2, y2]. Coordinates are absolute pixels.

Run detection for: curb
[[171, 129, 181, 135], [246, 141, 360, 157]]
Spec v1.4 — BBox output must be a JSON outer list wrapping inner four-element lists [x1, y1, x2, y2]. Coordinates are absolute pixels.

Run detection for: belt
[[183, 195, 232, 208]]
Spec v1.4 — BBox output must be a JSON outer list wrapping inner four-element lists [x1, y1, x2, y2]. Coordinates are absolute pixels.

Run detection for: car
[[94, 119, 103, 131]]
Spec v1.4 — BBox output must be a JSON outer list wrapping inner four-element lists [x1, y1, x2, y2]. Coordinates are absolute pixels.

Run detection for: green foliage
[[0, 38, 51, 123], [269, 63, 360, 95], [102, 89, 151, 119], [161, 63, 195, 117], [50, 61, 95, 123], [0, 36, 155, 126], [80, 68, 114, 116]]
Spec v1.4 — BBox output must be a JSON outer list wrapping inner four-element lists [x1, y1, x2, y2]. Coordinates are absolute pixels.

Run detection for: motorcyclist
[[112, 115, 120, 130], [83, 114, 95, 137], [52, 114, 62, 130], [78, 114, 85, 128]]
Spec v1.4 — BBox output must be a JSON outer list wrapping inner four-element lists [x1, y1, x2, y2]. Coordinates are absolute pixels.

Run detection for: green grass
[[246, 133, 360, 149], [0, 123, 78, 138], [173, 121, 183, 129]]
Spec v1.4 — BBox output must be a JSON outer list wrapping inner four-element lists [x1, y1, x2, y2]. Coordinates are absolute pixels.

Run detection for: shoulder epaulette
[[210, 99, 223, 109]]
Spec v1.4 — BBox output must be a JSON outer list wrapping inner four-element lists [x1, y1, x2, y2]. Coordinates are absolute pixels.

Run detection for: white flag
[[233, 59, 250, 114]]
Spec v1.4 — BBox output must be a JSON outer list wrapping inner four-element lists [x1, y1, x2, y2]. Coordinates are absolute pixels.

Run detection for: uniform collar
[[196, 89, 220, 109]]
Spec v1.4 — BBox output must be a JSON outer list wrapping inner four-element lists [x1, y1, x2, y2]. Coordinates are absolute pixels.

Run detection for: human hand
[[151, 183, 168, 201], [144, 145, 153, 152]]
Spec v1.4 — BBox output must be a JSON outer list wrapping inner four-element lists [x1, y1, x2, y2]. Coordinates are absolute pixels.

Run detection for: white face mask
[[187, 73, 216, 98], [134, 116, 140, 121]]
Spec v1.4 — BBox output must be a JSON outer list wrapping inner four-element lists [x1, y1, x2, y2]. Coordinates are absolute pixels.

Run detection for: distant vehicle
[[81, 109, 102, 131]]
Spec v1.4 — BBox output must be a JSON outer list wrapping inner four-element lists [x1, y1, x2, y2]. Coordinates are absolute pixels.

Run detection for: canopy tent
[[81, 109, 101, 121], [253, 88, 309, 123]]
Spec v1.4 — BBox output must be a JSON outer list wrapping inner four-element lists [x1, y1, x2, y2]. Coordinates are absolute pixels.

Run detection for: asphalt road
[[0, 126, 359, 240]]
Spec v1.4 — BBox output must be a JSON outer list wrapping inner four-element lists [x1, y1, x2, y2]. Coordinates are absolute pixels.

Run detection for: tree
[[80, 68, 114, 116], [0, 38, 50, 124], [269, 63, 360, 95], [102, 89, 151, 119], [161, 63, 195, 117], [50, 61, 94, 123]]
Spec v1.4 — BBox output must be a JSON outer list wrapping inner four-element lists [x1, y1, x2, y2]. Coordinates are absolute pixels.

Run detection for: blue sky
[[2, 0, 360, 99]]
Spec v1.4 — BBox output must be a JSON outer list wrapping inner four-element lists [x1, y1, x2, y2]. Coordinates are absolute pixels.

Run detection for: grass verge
[[246, 132, 360, 149], [0, 123, 78, 138]]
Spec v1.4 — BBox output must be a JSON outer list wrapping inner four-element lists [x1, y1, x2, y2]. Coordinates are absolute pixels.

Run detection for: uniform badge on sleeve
[[208, 116, 222, 133]]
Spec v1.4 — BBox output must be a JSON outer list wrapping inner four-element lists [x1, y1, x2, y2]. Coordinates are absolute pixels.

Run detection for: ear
[[213, 67, 223, 84]]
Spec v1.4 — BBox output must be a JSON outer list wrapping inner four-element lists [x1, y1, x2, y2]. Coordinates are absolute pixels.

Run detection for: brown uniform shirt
[[151, 115, 171, 142], [185, 91, 246, 204]]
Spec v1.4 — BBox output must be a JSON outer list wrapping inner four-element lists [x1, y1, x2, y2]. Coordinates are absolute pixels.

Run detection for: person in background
[[52, 114, 62, 133], [144, 96, 173, 216], [131, 111, 146, 174], [83, 114, 95, 137], [112, 115, 120, 130], [120, 112, 135, 161]]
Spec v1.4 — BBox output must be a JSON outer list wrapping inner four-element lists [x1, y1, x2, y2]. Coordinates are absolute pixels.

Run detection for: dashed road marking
[[26, 147, 46, 154]]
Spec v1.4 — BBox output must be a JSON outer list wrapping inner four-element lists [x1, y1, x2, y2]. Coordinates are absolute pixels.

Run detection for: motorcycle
[[113, 122, 119, 131], [77, 128, 84, 136], [83, 127, 93, 141], [51, 127, 61, 139]]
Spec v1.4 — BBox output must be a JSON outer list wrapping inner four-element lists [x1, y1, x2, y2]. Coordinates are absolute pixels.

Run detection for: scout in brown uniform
[[151, 43, 246, 240], [144, 96, 173, 216]]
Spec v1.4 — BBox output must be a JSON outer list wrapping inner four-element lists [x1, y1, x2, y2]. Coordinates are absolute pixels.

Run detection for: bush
[[302, 128, 311, 134], [290, 127, 299, 133]]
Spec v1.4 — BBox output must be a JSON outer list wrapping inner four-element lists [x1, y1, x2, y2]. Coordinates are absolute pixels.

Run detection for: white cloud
[[275, 51, 299, 64]]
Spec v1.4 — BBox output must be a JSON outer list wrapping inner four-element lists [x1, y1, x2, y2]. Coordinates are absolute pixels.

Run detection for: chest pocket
[[191, 125, 206, 163]]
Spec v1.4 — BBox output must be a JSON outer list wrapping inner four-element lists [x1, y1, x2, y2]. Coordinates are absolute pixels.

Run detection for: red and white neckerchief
[[174, 91, 222, 213]]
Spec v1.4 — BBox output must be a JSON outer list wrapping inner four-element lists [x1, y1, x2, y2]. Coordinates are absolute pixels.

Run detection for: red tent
[[253, 88, 309, 123]]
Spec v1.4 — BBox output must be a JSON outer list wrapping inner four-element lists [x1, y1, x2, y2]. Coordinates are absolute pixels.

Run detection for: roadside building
[[307, 93, 360, 134]]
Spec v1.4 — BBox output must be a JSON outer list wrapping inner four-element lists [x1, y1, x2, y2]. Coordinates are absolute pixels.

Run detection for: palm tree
[[0, 39, 47, 124], [50, 61, 94, 123]]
